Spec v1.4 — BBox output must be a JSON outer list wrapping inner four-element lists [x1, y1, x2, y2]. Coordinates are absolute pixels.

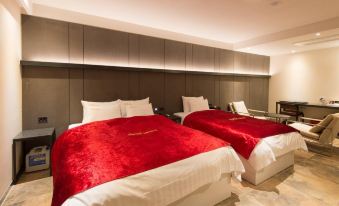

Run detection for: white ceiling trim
[[234, 17, 339, 49]]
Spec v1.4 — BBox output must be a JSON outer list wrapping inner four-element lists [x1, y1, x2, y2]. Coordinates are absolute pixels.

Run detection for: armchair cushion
[[232, 101, 249, 115], [309, 114, 333, 133], [290, 122, 320, 140], [319, 115, 339, 144]]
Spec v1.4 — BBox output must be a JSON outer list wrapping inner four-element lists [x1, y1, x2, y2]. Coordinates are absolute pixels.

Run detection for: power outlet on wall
[[38, 117, 48, 124]]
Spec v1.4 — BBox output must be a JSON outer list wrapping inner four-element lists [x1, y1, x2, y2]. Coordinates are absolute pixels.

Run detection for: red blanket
[[183, 110, 296, 159], [52, 115, 228, 206]]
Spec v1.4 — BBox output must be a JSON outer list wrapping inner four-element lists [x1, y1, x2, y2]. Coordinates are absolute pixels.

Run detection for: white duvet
[[63, 124, 244, 206], [174, 112, 307, 171]]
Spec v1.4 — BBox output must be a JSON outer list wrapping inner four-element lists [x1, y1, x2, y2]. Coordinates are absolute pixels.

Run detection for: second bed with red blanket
[[182, 110, 307, 177]]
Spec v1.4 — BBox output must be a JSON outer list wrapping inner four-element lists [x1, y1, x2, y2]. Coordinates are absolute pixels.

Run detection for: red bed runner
[[52, 115, 228, 206], [183, 110, 296, 159]]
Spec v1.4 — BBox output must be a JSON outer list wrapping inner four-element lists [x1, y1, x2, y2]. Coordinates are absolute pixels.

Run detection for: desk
[[276, 101, 339, 120], [300, 104, 339, 110]]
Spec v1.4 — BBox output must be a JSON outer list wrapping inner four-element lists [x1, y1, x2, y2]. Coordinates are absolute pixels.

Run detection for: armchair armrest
[[248, 109, 268, 116], [236, 112, 255, 118], [287, 119, 318, 126], [299, 117, 322, 123]]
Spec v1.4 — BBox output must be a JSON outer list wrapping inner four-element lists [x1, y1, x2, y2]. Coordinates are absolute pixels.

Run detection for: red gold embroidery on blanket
[[229, 117, 247, 121], [128, 129, 158, 136]]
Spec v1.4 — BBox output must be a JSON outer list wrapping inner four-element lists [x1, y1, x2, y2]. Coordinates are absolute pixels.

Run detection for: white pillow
[[126, 103, 154, 117], [182, 96, 204, 113], [81, 100, 121, 123], [120, 97, 150, 117], [189, 99, 209, 112]]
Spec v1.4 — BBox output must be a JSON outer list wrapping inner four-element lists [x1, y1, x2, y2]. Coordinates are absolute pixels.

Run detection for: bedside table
[[164, 114, 181, 123], [12, 128, 56, 184]]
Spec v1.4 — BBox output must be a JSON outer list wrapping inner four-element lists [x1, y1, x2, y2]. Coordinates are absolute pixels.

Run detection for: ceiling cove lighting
[[293, 34, 339, 46]]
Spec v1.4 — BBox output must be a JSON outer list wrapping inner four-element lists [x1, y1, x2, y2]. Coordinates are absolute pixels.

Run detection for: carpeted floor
[[2, 150, 339, 206]]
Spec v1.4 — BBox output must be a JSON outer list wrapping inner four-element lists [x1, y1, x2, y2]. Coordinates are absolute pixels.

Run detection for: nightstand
[[164, 114, 181, 123], [12, 128, 56, 184]]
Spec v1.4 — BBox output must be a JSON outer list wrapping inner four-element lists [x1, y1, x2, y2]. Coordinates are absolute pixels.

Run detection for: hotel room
[[0, 0, 338, 205]]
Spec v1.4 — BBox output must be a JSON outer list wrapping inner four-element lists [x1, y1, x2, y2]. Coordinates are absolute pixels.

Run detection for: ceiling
[[25, 0, 339, 56]]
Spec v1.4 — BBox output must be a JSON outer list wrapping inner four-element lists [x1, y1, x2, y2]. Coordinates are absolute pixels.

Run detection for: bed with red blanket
[[176, 110, 307, 185], [52, 115, 244, 206]]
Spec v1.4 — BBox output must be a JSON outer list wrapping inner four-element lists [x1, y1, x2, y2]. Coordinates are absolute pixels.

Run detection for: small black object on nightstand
[[209, 104, 221, 110], [153, 107, 165, 115], [12, 128, 56, 184], [166, 114, 181, 123]]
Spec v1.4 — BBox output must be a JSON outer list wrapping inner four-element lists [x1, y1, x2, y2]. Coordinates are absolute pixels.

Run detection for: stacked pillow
[[182, 96, 209, 113], [81, 100, 121, 123], [81, 97, 154, 123]]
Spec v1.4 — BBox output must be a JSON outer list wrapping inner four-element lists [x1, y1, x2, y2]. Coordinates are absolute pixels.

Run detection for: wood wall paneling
[[83, 68, 129, 101], [234, 52, 249, 74], [84, 26, 129, 66], [21, 15, 271, 134], [22, 15, 69, 62], [249, 77, 269, 111], [192, 45, 215, 72], [22, 15, 270, 75], [69, 23, 84, 64], [219, 76, 234, 110], [128, 34, 139, 67], [164, 73, 186, 113], [139, 36, 164, 69], [219, 49, 234, 73], [263, 56, 270, 74], [22, 66, 70, 135], [69, 68, 84, 123], [111, 30, 129, 66], [164, 40, 186, 70], [214, 49, 220, 72], [185, 44, 193, 70], [233, 76, 250, 106], [187, 74, 217, 105], [139, 72, 165, 108], [127, 72, 140, 100]]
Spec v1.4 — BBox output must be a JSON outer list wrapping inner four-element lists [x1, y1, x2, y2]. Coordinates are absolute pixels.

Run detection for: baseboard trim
[[0, 182, 12, 206]]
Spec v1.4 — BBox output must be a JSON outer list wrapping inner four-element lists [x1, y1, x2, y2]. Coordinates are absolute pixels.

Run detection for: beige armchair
[[289, 113, 339, 154], [229, 101, 269, 120]]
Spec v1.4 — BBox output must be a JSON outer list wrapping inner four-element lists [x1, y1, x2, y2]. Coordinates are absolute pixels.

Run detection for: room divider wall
[[21, 15, 270, 135]]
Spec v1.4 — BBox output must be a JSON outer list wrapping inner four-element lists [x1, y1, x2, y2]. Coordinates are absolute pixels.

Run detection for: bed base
[[169, 174, 231, 206], [240, 152, 294, 185]]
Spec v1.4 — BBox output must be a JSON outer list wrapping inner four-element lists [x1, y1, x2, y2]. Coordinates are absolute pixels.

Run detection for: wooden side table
[[12, 128, 56, 184]]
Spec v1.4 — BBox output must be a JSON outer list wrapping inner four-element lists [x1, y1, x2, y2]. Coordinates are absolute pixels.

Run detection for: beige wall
[[0, 0, 22, 200], [269, 47, 339, 118]]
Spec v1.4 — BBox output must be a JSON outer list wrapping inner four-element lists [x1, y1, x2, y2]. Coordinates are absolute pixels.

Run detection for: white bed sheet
[[62, 147, 244, 206], [174, 112, 307, 171], [69, 123, 83, 129]]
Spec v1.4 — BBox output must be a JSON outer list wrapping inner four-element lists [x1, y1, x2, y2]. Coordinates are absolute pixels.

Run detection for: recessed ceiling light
[[245, 47, 251, 50], [291, 50, 296, 53], [316, 33, 321, 36]]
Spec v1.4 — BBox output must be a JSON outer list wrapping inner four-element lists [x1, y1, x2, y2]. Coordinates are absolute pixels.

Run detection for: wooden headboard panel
[[22, 63, 269, 136]]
